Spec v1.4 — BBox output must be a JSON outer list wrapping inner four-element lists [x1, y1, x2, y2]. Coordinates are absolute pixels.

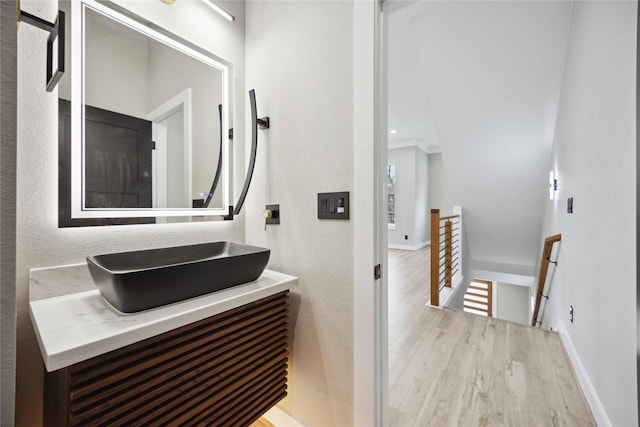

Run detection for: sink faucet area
[[87, 241, 270, 313]]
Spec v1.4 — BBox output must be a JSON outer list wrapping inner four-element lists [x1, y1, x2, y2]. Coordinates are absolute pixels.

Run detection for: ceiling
[[387, 0, 573, 269]]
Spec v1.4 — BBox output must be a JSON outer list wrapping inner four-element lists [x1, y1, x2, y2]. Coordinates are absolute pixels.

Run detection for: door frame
[[353, 0, 388, 425], [146, 88, 193, 210]]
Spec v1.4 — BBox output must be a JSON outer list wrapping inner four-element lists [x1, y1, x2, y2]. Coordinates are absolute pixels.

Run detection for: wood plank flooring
[[388, 248, 595, 426]]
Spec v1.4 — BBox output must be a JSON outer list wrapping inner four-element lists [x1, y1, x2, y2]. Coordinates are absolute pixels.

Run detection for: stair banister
[[531, 233, 562, 327]]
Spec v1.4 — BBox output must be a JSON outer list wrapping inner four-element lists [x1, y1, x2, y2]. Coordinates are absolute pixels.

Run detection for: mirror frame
[[70, 0, 231, 219]]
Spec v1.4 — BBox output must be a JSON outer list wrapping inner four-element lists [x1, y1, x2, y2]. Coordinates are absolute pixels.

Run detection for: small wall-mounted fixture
[[549, 171, 558, 200], [202, 0, 235, 22], [264, 204, 280, 230], [18, 8, 65, 92]]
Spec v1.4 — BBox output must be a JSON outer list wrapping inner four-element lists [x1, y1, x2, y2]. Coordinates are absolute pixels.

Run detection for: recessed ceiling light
[[390, 130, 397, 134]]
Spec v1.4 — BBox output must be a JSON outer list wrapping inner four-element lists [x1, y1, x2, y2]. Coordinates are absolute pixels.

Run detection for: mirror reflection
[[59, 0, 231, 226]]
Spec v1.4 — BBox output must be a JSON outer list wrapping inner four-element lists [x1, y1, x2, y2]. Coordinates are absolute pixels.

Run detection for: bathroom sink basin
[[87, 241, 270, 313]]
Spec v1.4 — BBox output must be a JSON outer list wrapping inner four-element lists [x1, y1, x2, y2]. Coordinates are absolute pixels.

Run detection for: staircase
[[463, 280, 492, 317]]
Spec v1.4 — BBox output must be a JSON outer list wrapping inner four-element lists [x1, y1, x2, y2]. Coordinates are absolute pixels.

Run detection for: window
[[388, 164, 396, 227]]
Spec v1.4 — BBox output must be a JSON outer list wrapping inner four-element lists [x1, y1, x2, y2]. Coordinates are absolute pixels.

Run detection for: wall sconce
[[549, 171, 558, 200], [202, 0, 235, 22]]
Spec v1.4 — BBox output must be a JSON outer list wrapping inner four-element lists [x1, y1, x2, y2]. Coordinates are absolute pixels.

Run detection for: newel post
[[430, 209, 440, 306]]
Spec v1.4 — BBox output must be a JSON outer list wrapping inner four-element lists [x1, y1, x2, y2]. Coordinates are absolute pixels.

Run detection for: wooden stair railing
[[531, 233, 562, 327], [430, 209, 461, 307]]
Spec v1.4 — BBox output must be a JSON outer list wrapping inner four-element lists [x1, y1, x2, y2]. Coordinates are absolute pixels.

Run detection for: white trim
[[472, 269, 534, 287], [387, 138, 440, 154], [555, 320, 612, 427], [388, 240, 429, 251], [147, 88, 193, 210], [353, 1, 384, 425]]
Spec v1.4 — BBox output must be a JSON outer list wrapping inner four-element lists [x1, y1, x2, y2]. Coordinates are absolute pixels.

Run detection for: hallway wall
[[388, 146, 429, 249], [538, 1, 637, 425]]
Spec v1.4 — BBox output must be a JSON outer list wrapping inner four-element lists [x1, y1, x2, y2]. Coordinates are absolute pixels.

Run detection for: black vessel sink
[[87, 242, 270, 313]]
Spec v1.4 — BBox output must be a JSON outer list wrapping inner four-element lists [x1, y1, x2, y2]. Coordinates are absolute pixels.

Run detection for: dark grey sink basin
[[87, 241, 270, 313]]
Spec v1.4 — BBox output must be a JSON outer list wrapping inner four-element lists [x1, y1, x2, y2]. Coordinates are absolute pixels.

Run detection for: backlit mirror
[[59, 0, 231, 226]]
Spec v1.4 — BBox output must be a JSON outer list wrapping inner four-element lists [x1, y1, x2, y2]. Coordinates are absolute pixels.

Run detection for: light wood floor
[[388, 248, 595, 426]]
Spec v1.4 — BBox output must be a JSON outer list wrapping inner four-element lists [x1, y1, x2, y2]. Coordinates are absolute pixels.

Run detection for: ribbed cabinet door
[[44, 291, 290, 427]]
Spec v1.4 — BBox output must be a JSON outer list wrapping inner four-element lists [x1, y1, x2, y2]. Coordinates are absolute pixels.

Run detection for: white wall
[[245, 2, 355, 425], [84, 6, 150, 117], [538, 1, 637, 425], [15, 1, 245, 425], [428, 152, 453, 218], [388, 146, 428, 249], [389, 1, 572, 270], [414, 147, 429, 247], [496, 282, 529, 325]]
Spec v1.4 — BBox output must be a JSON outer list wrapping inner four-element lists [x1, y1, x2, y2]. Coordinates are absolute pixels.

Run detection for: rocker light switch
[[318, 192, 349, 220]]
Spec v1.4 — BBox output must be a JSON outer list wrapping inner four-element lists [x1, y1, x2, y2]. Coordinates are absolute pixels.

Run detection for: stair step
[[464, 300, 488, 310], [464, 294, 488, 303], [469, 282, 489, 290], [466, 289, 489, 298]]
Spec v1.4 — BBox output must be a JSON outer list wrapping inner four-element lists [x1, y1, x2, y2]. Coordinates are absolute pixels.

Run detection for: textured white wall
[[539, 1, 637, 425], [245, 2, 355, 425], [1, 0, 18, 424], [15, 1, 245, 425]]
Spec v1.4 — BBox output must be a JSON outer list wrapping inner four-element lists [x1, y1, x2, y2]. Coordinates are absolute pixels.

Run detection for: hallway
[[388, 248, 595, 426]]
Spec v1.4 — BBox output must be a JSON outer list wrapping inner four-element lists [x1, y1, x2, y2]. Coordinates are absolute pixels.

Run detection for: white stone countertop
[[29, 264, 298, 372]]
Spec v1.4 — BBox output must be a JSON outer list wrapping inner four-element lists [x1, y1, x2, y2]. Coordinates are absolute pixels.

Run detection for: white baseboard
[[555, 320, 611, 427], [263, 406, 306, 427], [388, 240, 430, 251]]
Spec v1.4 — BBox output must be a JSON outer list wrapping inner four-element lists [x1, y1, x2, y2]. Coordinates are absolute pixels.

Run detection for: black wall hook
[[19, 9, 65, 92], [546, 256, 558, 266]]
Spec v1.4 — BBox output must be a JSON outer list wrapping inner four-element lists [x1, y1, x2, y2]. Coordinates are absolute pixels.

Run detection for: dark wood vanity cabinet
[[44, 291, 290, 426]]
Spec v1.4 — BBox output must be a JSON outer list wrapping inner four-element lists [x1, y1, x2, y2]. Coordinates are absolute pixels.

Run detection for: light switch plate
[[318, 192, 349, 220]]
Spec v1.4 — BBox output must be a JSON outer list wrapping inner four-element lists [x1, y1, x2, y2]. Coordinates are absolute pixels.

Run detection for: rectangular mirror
[[59, 0, 232, 225]]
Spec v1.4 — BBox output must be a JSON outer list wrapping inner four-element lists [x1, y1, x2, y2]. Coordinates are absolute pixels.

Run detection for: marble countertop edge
[[29, 268, 298, 372]]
